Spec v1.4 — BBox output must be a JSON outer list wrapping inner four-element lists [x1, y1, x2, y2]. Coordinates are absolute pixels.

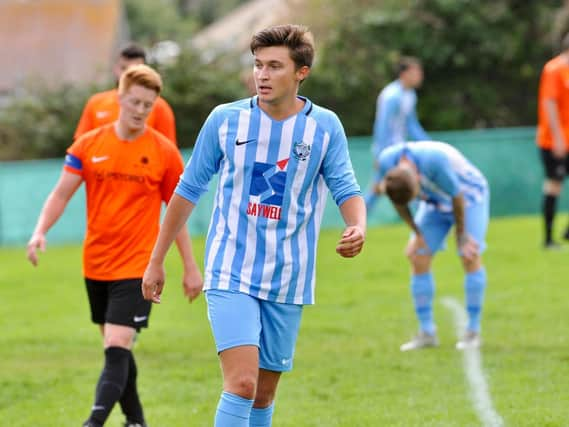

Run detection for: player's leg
[[540, 148, 564, 248], [251, 301, 303, 426], [83, 279, 149, 427], [401, 203, 452, 351], [206, 290, 261, 426], [457, 196, 489, 350]]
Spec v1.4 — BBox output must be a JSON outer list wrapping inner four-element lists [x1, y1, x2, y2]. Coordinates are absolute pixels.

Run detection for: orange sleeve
[[541, 66, 560, 101], [74, 96, 97, 140], [153, 97, 177, 145], [160, 146, 184, 203]]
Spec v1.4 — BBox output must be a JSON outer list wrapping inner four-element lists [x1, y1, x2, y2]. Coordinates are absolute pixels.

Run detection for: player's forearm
[[33, 191, 70, 235], [339, 195, 366, 231], [150, 194, 195, 265], [174, 226, 199, 272], [545, 99, 566, 149], [394, 203, 421, 235]]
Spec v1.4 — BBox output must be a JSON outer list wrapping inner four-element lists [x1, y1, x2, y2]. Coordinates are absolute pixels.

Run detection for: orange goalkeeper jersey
[[537, 55, 569, 150], [74, 89, 177, 144], [64, 124, 184, 280]]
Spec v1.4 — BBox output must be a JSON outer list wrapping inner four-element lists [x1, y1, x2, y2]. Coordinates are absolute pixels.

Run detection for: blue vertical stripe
[[268, 113, 308, 300], [229, 107, 261, 291], [249, 120, 283, 297], [209, 113, 241, 288]]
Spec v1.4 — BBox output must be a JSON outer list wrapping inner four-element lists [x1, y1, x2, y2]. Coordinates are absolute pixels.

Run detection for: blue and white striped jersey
[[377, 141, 488, 212], [372, 80, 430, 158], [175, 96, 361, 305]]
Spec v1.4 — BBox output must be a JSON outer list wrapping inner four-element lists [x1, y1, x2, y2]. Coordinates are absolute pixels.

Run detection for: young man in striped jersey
[[378, 141, 489, 351], [142, 24, 366, 426]]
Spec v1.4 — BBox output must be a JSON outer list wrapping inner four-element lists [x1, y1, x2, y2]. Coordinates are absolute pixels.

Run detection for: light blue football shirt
[[377, 141, 488, 212], [175, 96, 361, 304], [372, 80, 430, 158]]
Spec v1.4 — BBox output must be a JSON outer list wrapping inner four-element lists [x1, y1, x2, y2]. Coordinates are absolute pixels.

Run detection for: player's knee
[[104, 334, 133, 349], [254, 389, 275, 408], [461, 255, 481, 272], [227, 373, 257, 399], [544, 179, 562, 195]]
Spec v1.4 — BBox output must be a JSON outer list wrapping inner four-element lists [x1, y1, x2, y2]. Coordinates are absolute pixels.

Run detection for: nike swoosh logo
[[96, 111, 110, 119], [92, 405, 105, 411], [133, 316, 147, 322], [235, 138, 256, 146], [92, 155, 109, 163]]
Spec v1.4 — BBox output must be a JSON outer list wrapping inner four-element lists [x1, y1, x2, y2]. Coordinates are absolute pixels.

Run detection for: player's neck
[[114, 121, 145, 141], [258, 95, 304, 121]]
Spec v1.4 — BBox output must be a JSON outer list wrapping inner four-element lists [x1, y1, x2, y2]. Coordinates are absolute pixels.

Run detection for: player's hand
[[336, 225, 365, 258], [182, 264, 203, 303], [26, 232, 47, 266], [405, 234, 429, 258], [552, 143, 566, 159], [142, 262, 166, 304], [457, 233, 479, 261]]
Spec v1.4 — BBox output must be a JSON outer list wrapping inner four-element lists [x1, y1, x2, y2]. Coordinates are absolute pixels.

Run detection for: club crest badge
[[293, 141, 311, 161]]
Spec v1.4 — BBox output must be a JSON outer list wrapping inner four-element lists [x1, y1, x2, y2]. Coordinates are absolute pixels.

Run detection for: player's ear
[[296, 66, 310, 83]]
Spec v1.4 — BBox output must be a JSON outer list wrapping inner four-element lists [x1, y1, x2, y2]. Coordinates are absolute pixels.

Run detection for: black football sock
[[543, 194, 557, 243], [119, 352, 145, 424], [87, 347, 131, 425]]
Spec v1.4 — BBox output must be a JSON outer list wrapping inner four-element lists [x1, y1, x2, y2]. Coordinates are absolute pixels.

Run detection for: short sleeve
[[541, 65, 560, 101], [74, 97, 95, 140], [153, 97, 177, 145], [160, 145, 185, 203], [175, 108, 224, 204], [320, 113, 361, 206]]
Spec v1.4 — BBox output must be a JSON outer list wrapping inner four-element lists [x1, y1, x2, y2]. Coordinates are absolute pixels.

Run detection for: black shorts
[[540, 148, 569, 181], [85, 278, 152, 331]]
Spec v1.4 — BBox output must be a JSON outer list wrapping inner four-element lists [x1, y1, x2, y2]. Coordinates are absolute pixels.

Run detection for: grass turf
[[1, 215, 568, 426]]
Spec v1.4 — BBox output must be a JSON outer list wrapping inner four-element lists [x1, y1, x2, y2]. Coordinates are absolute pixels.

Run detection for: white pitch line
[[441, 297, 505, 427]]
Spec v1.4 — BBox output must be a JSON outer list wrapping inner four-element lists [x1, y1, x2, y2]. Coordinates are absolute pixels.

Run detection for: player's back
[[374, 80, 417, 150], [409, 141, 487, 204]]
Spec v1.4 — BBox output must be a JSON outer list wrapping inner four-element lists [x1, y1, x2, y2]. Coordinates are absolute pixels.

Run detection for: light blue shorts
[[413, 194, 489, 255], [205, 289, 303, 372]]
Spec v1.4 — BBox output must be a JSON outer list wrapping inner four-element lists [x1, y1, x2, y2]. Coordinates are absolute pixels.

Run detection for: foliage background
[[0, 0, 566, 159]]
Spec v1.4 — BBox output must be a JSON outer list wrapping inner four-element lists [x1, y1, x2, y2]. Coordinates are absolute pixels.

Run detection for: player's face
[[118, 84, 158, 132], [403, 64, 424, 88], [253, 46, 310, 106], [113, 57, 145, 82]]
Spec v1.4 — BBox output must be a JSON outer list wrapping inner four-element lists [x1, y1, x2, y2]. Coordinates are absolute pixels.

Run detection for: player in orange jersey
[[537, 33, 569, 249], [27, 65, 202, 427], [75, 43, 177, 144]]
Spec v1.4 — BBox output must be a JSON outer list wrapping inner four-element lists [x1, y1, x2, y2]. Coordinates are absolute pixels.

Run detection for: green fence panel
[[0, 127, 561, 246]]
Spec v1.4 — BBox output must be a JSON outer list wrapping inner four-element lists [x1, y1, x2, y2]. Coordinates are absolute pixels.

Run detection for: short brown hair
[[118, 64, 162, 96], [119, 43, 147, 62], [397, 56, 422, 76], [384, 167, 417, 205], [250, 24, 315, 69]]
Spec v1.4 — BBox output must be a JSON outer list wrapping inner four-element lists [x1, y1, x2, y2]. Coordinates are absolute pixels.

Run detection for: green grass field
[[1, 215, 568, 426]]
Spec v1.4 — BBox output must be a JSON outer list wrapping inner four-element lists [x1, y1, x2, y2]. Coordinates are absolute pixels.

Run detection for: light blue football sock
[[411, 272, 436, 335], [250, 403, 275, 427], [465, 268, 487, 333], [215, 391, 254, 427]]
